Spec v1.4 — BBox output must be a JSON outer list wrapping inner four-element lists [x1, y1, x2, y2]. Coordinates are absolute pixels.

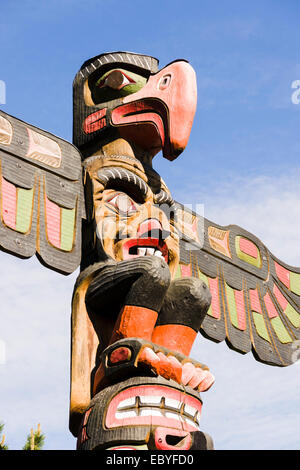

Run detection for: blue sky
[[1, 0, 300, 450]]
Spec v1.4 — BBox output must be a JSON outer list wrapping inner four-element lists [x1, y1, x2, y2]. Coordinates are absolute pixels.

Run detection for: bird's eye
[[89, 69, 147, 105], [106, 193, 138, 216], [158, 74, 171, 90], [96, 70, 136, 90]]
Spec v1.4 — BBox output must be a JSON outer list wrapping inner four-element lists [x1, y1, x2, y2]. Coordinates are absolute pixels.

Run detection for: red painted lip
[[122, 238, 168, 263], [105, 384, 202, 431], [137, 218, 163, 237], [111, 98, 169, 151], [83, 108, 107, 134]]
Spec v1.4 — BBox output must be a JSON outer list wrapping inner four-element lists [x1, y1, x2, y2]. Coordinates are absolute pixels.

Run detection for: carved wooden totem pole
[[1, 52, 300, 451]]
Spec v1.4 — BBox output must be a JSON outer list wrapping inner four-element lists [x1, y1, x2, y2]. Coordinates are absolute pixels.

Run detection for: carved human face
[[94, 173, 179, 278]]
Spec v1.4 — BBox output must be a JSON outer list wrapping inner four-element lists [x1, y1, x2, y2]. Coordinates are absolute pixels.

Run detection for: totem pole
[[1, 52, 300, 451]]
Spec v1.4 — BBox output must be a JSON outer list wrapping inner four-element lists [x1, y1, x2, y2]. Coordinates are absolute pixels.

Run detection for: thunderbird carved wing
[[0, 110, 83, 274], [174, 202, 300, 366]]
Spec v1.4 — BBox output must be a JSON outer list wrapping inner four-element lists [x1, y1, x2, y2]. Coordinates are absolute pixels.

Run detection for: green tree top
[[23, 424, 45, 450], [0, 422, 8, 450]]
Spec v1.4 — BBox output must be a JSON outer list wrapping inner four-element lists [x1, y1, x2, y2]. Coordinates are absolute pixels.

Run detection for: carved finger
[[181, 362, 196, 385], [197, 370, 215, 392], [187, 367, 207, 389], [156, 352, 173, 380], [137, 346, 160, 370], [166, 355, 183, 384]]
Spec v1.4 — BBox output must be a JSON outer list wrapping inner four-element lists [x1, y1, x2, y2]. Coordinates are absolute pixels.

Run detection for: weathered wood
[[0, 109, 83, 274]]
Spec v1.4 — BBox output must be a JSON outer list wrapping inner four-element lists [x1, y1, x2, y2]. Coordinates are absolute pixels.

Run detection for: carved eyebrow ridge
[[154, 189, 174, 207], [97, 166, 148, 203]]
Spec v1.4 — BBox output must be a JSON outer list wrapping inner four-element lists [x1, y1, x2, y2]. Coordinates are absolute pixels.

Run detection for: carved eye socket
[[96, 70, 136, 90], [158, 74, 171, 90], [106, 193, 138, 216]]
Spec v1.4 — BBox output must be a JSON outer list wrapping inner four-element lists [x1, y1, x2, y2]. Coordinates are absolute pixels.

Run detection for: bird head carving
[[73, 51, 197, 161]]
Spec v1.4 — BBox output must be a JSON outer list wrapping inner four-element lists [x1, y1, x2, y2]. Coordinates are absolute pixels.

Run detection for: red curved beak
[[111, 60, 197, 161]]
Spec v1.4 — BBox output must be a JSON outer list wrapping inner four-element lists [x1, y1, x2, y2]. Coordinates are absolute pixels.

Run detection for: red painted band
[[83, 109, 107, 134], [239, 237, 258, 259], [2, 177, 16, 229]]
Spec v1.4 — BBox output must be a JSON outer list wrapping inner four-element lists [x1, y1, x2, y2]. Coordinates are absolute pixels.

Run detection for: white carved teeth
[[140, 409, 162, 417], [116, 395, 200, 429], [136, 247, 163, 257], [115, 410, 138, 419], [164, 397, 181, 410], [184, 404, 198, 417], [118, 397, 136, 408], [117, 396, 198, 417], [115, 408, 199, 429], [139, 395, 161, 405]]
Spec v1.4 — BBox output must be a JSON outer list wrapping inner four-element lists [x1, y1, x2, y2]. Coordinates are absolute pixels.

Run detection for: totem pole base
[[77, 376, 214, 450]]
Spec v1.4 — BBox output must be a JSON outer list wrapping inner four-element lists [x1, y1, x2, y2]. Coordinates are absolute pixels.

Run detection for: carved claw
[[137, 347, 182, 383], [93, 338, 214, 396], [182, 362, 215, 391], [138, 346, 215, 392]]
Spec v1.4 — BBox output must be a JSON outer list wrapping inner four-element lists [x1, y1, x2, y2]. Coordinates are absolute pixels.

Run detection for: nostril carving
[[165, 434, 187, 447]]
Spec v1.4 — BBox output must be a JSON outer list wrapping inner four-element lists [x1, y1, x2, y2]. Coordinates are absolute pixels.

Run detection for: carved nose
[[154, 427, 191, 450], [137, 218, 170, 240]]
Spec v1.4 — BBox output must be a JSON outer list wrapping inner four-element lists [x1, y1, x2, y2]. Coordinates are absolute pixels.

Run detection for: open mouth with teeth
[[105, 384, 202, 431], [122, 238, 169, 263]]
